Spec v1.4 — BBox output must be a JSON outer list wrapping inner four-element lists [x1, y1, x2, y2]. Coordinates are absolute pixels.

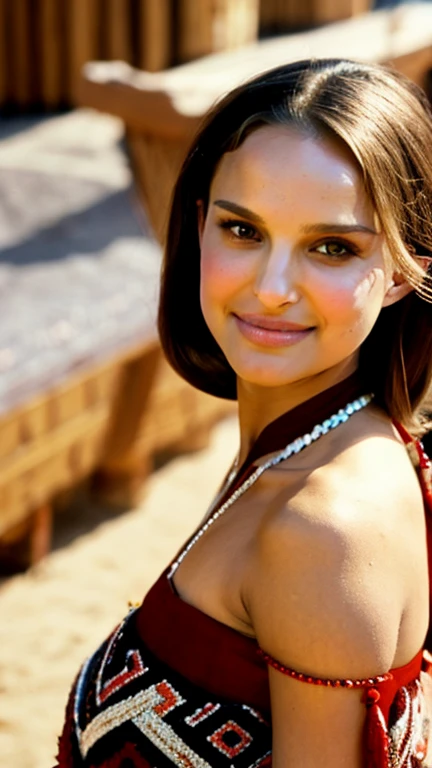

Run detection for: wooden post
[[178, 0, 259, 62], [0, 504, 52, 572], [29, 504, 53, 565], [139, 0, 172, 72], [39, 0, 63, 108], [311, 0, 371, 25], [93, 346, 162, 506], [105, 0, 132, 63], [10, 0, 31, 107], [68, 0, 100, 104], [259, 0, 277, 30], [0, 0, 7, 106]]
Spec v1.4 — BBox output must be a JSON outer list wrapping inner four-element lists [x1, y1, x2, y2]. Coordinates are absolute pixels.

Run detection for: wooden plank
[[68, 0, 100, 104], [29, 504, 52, 565], [223, 0, 259, 50], [98, 346, 161, 474], [49, 383, 88, 426], [313, 0, 371, 25], [39, 0, 62, 108], [0, 0, 7, 106], [259, 0, 277, 29], [105, 0, 132, 62], [10, 0, 32, 106], [177, 0, 260, 62], [138, 0, 171, 72], [178, 0, 209, 62], [0, 414, 22, 461], [127, 130, 188, 242], [94, 346, 161, 505], [0, 402, 110, 487]]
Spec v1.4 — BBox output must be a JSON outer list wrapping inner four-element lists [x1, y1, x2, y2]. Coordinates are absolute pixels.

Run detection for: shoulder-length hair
[[158, 58, 432, 434]]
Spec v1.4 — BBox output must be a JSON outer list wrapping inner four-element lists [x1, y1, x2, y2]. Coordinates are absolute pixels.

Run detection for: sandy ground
[[0, 416, 238, 768]]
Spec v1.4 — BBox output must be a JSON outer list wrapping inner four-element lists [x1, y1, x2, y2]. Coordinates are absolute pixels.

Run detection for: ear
[[382, 256, 430, 307], [381, 273, 413, 307], [197, 200, 205, 248]]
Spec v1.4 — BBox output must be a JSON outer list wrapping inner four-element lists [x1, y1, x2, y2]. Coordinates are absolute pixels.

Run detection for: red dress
[[56, 374, 432, 768]]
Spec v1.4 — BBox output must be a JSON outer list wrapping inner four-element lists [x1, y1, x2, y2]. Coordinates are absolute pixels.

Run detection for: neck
[[236, 360, 358, 466]]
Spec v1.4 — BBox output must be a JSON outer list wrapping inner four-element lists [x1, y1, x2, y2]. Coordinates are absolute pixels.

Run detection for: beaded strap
[[258, 650, 392, 688], [168, 394, 374, 579]]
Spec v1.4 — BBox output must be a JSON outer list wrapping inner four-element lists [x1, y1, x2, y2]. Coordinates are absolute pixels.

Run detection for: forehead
[[209, 125, 374, 226]]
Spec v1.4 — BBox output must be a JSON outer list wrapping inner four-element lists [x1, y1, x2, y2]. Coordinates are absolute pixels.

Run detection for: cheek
[[200, 244, 251, 309], [312, 266, 387, 329]]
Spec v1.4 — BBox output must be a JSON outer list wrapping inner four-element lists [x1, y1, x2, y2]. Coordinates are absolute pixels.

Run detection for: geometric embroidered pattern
[[207, 721, 252, 758], [185, 703, 221, 727], [133, 709, 212, 768], [97, 649, 147, 705], [80, 684, 185, 757], [61, 609, 273, 767]]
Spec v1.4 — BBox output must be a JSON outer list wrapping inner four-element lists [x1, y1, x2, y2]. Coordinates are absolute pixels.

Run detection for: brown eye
[[316, 241, 351, 258], [219, 219, 262, 243], [230, 223, 259, 240]]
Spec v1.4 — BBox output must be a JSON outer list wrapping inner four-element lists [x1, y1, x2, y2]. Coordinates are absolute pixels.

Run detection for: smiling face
[[199, 124, 408, 394]]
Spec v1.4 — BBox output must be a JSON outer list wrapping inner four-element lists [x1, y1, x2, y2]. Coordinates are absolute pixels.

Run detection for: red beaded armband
[[258, 650, 393, 688]]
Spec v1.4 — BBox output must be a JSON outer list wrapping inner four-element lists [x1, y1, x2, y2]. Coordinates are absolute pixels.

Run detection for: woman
[[57, 58, 432, 768]]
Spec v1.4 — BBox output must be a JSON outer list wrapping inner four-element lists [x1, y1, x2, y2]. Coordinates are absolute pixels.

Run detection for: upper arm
[[247, 471, 408, 768]]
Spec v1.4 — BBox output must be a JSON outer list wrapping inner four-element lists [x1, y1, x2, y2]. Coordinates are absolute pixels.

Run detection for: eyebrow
[[213, 199, 378, 236], [214, 199, 265, 224]]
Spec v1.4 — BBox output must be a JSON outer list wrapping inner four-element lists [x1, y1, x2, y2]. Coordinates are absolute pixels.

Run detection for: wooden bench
[[0, 112, 233, 571], [77, 3, 432, 242]]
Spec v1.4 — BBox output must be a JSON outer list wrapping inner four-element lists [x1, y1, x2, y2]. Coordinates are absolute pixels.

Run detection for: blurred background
[[0, 1, 432, 766]]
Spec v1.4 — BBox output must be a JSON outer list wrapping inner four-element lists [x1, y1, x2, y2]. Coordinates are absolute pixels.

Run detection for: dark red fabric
[[136, 377, 429, 725], [97, 744, 152, 767], [137, 568, 271, 714], [137, 567, 423, 724], [54, 677, 83, 768]]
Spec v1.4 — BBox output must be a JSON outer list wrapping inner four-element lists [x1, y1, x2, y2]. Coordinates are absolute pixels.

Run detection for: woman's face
[[199, 125, 404, 391]]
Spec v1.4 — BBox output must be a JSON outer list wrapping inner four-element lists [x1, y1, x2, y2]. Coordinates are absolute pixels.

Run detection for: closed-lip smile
[[235, 313, 314, 332], [233, 313, 315, 348]]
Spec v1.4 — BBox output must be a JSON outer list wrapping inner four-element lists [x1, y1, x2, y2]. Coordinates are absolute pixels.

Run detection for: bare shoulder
[[247, 411, 429, 679]]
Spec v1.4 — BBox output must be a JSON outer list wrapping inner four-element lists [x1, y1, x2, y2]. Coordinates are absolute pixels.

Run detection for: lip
[[233, 314, 315, 348], [236, 314, 313, 332]]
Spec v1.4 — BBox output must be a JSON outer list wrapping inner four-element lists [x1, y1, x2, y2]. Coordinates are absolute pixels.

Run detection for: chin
[[228, 355, 312, 390], [227, 347, 359, 392]]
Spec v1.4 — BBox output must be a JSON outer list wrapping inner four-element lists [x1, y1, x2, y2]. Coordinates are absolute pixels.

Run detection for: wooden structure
[[178, 0, 259, 62], [0, 0, 259, 111], [0, 109, 235, 572], [78, 4, 432, 243], [260, 0, 372, 30], [0, 341, 230, 570], [0, 0, 393, 112]]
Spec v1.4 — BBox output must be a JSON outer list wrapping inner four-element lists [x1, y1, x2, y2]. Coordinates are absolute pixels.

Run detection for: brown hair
[[158, 58, 432, 434]]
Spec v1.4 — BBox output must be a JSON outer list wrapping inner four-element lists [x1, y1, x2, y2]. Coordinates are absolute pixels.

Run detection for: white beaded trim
[[168, 393, 373, 579]]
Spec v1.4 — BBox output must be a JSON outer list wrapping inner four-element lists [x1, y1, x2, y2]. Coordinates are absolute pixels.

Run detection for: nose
[[254, 242, 300, 309]]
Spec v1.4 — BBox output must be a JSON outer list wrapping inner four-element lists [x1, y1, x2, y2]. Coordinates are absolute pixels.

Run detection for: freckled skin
[[199, 125, 398, 399]]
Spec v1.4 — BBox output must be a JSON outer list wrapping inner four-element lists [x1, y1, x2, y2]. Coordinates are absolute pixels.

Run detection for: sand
[[0, 416, 238, 768]]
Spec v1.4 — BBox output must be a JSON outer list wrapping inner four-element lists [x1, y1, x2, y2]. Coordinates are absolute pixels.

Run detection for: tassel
[[363, 688, 389, 768]]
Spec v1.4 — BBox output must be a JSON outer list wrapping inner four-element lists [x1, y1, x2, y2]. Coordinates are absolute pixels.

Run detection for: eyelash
[[217, 218, 361, 259], [218, 219, 262, 242]]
